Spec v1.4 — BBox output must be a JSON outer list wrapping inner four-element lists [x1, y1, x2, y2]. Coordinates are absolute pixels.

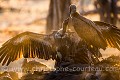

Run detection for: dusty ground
[[0, 0, 120, 78]]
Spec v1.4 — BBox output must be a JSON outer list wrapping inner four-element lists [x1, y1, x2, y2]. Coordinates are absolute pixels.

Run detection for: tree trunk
[[46, 0, 71, 34]]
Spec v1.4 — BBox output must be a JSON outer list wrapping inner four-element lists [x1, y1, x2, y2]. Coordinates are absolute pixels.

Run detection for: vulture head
[[69, 4, 76, 15]]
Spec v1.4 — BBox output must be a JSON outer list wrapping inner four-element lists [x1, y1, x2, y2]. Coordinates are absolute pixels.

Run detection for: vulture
[[1, 4, 120, 66], [63, 4, 120, 51], [0, 27, 99, 66]]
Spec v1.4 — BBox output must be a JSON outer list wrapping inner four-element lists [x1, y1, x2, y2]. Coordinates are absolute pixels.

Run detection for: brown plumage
[[0, 32, 56, 65], [0, 28, 100, 66], [63, 4, 120, 51]]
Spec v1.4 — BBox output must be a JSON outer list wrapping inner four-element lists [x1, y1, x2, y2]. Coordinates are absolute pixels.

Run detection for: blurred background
[[0, 0, 120, 79]]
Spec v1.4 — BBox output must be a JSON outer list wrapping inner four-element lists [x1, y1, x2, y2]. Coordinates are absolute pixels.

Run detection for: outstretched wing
[[94, 21, 120, 50], [0, 32, 56, 65]]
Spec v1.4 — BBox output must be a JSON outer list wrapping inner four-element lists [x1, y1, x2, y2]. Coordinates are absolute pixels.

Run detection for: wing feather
[[70, 13, 107, 49], [0, 31, 56, 65], [13, 45, 20, 61], [94, 21, 120, 50]]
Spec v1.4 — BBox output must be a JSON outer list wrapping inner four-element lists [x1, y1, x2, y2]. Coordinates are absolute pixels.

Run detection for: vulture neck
[[70, 12, 83, 20]]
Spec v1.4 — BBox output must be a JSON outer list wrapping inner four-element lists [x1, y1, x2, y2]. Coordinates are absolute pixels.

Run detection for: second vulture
[[63, 4, 120, 50]]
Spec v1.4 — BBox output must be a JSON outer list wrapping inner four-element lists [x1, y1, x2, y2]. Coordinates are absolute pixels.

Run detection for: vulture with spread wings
[[63, 4, 120, 51], [0, 28, 99, 66]]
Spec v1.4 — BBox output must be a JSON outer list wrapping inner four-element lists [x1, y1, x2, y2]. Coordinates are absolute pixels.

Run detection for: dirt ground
[[0, 0, 120, 78]]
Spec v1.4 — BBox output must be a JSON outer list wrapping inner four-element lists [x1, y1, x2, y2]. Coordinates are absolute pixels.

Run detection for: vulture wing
[[0, 32, 56, 65], [94, 21, 120, 50], [69, 13, 107, 49], [69, 12, 120, 50]]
